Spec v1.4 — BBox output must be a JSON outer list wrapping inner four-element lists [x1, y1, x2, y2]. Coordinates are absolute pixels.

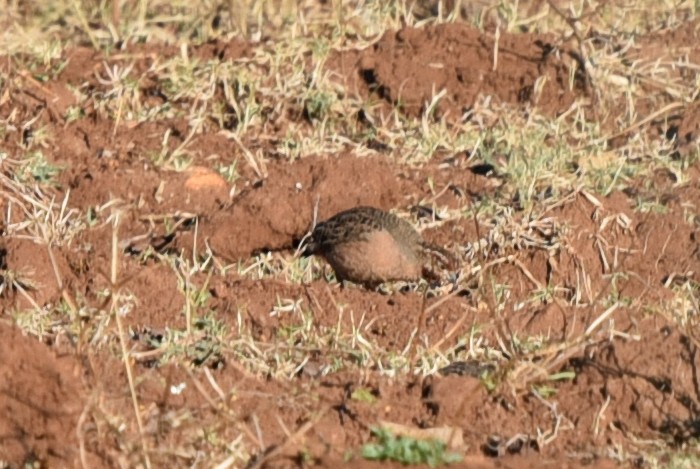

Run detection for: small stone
[[184, 166, 227, 191]]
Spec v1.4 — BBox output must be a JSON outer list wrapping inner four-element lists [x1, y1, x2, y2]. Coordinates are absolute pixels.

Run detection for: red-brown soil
[[332, 23, 586, 120], [0, 322, 100, 467], [2, 15, 700, 469]]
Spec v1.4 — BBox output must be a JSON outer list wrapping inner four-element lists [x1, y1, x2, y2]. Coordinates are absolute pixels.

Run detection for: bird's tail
[[420, 242, 459, 271]]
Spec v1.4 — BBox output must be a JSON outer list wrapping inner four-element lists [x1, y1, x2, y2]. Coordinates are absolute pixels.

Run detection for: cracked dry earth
[[2, 14, 700, 469]]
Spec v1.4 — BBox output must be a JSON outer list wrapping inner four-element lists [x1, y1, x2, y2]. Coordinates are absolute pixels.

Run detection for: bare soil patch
[[330, 23, 586, 119], [0, 322, 102, 467]]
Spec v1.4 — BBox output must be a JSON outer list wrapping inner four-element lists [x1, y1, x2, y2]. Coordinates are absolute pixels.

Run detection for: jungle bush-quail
[[304, 206, 453, 287]]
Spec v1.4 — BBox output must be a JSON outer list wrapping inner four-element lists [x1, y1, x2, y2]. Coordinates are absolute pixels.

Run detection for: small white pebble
[[118, 304, 133, 316], [170, 382, 187, 395]]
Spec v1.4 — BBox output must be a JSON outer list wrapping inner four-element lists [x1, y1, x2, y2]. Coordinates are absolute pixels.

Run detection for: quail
[[304, 206, 453, 287]]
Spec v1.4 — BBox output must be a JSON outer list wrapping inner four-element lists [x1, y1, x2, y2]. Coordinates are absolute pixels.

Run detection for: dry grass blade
[[109, 208, 152, 469]]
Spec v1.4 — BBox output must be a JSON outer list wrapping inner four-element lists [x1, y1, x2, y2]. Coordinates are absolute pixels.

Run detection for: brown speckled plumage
[[304, 206, 452, 287]]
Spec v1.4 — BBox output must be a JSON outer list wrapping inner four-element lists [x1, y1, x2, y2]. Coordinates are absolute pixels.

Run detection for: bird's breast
[[322, 230, 422, 284]]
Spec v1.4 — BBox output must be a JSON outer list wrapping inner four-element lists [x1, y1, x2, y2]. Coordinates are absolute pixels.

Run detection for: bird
[[303, 206, 454, 288]]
